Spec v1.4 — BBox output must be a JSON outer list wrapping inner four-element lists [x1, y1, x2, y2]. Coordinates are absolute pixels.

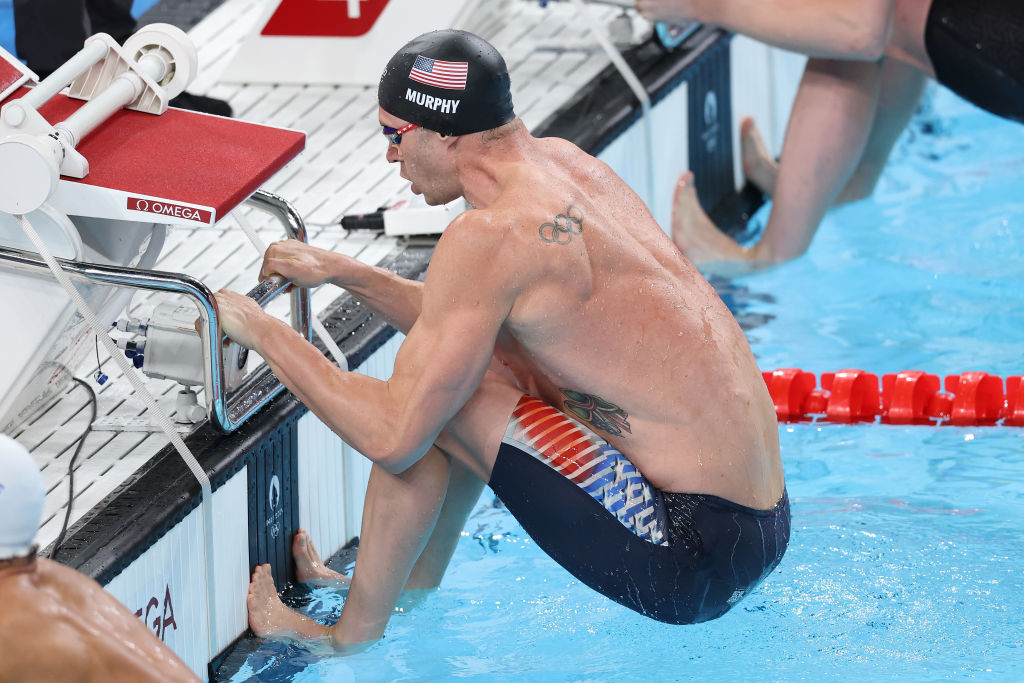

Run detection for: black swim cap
[[378, 30, 515, 136]]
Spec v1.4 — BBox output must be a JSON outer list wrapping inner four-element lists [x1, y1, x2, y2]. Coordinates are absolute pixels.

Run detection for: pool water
[[222, 86, 1024, 681]]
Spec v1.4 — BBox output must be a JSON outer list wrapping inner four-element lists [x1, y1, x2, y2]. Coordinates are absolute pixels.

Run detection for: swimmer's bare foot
[[247, 564, 329, 640], [293, 529, 349, 586], [672, 172, 751, 270], [740, 117, 778, 197]]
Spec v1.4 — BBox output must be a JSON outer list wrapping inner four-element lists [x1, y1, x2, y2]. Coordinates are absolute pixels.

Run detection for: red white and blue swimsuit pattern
[[502, 395, 668, 546]]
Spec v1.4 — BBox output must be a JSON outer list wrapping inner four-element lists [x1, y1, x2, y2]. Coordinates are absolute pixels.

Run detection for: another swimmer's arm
[[640, 0, 895, 60]]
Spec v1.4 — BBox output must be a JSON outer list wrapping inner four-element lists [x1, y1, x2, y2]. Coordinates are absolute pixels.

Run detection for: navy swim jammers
[[487, 395, 790, 624], [925, 0, 1024, 123]]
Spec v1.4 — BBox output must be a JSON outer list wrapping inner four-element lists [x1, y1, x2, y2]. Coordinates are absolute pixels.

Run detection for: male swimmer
[[637, 0, 1024, 272], [215, 30, 788, 651], [0, 434, 199, 682]]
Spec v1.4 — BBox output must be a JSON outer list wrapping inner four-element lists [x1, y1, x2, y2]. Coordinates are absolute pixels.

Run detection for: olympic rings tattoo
[[538, 205, 584, 245]]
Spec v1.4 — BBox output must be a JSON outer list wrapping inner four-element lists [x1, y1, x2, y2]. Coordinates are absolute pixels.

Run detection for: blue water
[[224, 86, 1024, 681]]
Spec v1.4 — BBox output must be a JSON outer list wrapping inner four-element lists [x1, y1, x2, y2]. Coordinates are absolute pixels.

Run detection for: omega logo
[[126, 197, 212, 223], [134, 584, 178, 642]]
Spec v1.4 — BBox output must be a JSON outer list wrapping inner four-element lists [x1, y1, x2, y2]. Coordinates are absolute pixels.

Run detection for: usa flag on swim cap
[[409, 55, 468, 90]]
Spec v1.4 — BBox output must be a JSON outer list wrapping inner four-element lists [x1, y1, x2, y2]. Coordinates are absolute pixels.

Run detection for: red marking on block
[[881, 370, 940, 424], [944, 373, 1004, 425], [821, 369, 880, 421], [261, 0, 392, 37], [2, 87, 305, 220]]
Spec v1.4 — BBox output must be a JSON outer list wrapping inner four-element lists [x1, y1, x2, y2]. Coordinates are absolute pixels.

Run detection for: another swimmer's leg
[[293, 529, 350, 587], [835, 58, 927, 204], [753, 58, 884, 265], [742, 61, 924, 205], [671, 172, 759, 275], [741, 116, 778, 197]]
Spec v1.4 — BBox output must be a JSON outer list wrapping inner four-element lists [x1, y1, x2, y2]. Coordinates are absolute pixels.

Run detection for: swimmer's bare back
[[0, 558, 199, 682], [467, 136, 783, 508]]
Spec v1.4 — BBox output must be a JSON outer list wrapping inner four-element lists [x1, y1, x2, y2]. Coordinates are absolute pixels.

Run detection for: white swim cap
[[0, 434, 44, 560]]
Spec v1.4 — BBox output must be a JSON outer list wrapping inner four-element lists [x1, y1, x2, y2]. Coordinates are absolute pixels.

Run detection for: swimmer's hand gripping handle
[[245, 274, 290, 307]]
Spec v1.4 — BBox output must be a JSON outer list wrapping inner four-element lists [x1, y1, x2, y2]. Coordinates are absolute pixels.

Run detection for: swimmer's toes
[[739, 118, 776, 194], [673, 172, 696, 205]]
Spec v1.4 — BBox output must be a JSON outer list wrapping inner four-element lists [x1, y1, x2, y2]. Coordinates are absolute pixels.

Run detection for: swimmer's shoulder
[[444, 196, 559, 246], [0, 574, 95, 680]]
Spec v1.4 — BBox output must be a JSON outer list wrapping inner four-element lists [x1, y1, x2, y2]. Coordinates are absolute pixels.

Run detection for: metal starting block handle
[[0, 190, 311, 432], [245, 274, 290, 307], [0, 24, 198, 215]]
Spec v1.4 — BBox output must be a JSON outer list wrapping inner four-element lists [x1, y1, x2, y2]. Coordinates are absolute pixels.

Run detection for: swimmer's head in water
[[378, 30, 514, 136], [0, 434, 44, 560]]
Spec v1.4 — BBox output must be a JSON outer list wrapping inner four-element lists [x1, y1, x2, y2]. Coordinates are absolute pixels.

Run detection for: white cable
[[568, 0, 655, 202], [233, 212, 350, 372], [15, 211, 219, 656]]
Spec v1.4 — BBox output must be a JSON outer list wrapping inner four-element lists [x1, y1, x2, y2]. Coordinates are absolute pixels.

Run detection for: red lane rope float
[[762, 369, 1024, 426]]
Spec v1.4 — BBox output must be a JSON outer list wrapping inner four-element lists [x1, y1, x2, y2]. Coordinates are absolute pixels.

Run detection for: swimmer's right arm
[[637, 0, 895, 61], [260, 240, 423, 334]]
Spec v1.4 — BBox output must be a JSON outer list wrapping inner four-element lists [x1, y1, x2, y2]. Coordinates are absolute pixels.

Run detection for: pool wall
[[57, 29, 806, 681]]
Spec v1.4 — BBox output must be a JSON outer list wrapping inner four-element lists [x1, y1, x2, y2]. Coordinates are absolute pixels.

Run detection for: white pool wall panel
[[102, 469, 248, 681]]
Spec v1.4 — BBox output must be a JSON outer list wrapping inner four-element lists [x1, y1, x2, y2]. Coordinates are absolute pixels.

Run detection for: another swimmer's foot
[[293, 529, 350, 586], [672, 173, 755, 275], [247, 564, 325, 639], [740, 117, 777, 197]]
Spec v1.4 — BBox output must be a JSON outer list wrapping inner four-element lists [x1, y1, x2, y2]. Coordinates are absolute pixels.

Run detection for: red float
[[762, 368, 1020, 427]]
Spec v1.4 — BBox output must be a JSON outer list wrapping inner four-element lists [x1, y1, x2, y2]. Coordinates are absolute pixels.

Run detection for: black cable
[[49, 376, 98, 561]]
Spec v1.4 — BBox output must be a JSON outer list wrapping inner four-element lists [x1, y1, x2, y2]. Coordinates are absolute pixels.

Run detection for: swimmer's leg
[[675, 59, 884, 272], [752, 58, 884, 265], [836, 58, 927, 203], [249, 373, 522, 649], [400, 372, 524, 587], [742, 58, 925, 204], [402, 457, 485, 591], [248, 445, 452, 649], [741, 116, 778, 197], [292, 460, 485, 591]]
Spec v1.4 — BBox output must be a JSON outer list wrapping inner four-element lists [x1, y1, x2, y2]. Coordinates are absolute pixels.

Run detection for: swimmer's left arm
[[216, 213, 517, 473], [637, 0, 895, 61]]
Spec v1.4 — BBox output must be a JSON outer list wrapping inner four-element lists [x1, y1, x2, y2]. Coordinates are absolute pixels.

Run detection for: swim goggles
[[382, 123, 420, 145]]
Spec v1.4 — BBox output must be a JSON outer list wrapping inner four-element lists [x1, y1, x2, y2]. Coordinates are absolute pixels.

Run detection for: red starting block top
[[2, 86, 305, 225], [0, 48, 33, 101]]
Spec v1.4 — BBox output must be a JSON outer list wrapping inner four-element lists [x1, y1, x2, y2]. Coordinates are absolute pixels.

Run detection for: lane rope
[[762, 368, 1024, 426]]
